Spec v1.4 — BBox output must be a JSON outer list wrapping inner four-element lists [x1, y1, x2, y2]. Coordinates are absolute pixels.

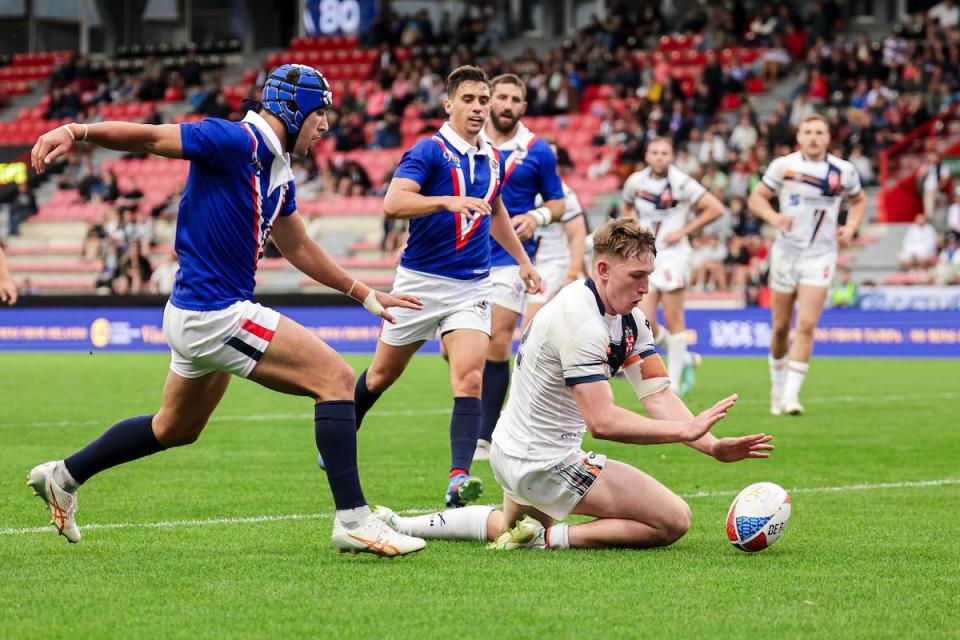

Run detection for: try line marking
[[8, 391, 960, 430], [2, 478, 957, 537]]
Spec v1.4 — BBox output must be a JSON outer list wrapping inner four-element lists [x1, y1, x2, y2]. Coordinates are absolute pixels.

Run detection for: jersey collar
[[480, 120, 534, 152], [242, 110, 295, 196], [439, 121, 491, 157]]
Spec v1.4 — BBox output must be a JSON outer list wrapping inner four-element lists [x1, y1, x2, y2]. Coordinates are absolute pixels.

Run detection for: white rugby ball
[[726, 482, 791, 552]]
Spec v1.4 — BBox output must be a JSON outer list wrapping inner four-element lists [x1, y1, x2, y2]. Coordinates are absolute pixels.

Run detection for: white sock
[[546, 523, 569, 549], [783, 360, 809, 405], [653, 325, 667, 347], [395, 505, 494, 541], [54, 461, 79, 493], [666, 333, 687, 393], [768, 354, 788, 400], [337, 505, 372, 528]]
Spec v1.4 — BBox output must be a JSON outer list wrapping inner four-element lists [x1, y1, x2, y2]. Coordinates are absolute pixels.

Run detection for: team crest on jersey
[[490, 156, 500, 173], [826, 166, 841, 195], [624, 326, 635, 355], [659, 186, 673, 208]]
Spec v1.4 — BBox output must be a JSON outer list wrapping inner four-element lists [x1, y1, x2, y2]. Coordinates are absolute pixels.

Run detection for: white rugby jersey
[[492, 279, 656, 461], [760, 151, 862, 255], [534, 181, 584, 265], [621, 165, 706, 253]]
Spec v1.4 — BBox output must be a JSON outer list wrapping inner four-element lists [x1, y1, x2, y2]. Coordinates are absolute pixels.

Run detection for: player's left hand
[[664, 230, 685, 245], [711, 433, 775, 462], [519, 263, 542, 294], [373, 291, 423, 324], [837, 226, 856, 248], [0, 278, 18, 305], [513, 214, 538, 241]]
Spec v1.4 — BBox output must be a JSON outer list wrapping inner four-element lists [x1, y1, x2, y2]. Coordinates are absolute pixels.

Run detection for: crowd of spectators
[[44, 146, 176, 295], [13, 1, 960, 295]]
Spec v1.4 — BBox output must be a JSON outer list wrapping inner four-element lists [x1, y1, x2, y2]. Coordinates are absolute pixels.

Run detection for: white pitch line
[[2, 478, 957, 538], [7, 391, 960, 430]]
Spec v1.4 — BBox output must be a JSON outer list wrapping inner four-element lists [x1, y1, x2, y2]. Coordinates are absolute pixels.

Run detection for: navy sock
[[479, 360, 510, 441], [315, 401, 367, 511], [353, 370, 382, 430], [450, 397, 482, 474], [64, 415, 164, 485]]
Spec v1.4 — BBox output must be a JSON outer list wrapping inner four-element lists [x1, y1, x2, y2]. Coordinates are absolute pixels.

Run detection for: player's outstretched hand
[[373, 291, 423, 324], [0, 277, 18, 305], [771, 213, 793, 233], [31, 125, 74, 174], [519, 263, 542, 295], [711, 433, 775, 463], [447, 196, 491, 221], [512, 214, 538, 241], [682, 394, 738, 441]]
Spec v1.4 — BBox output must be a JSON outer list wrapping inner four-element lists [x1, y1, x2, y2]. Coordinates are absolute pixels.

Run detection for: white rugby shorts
[[379, 266, 492, 346], [163, 299, 281, 379], [650, 249, 691, 292], [489, 264, 526, 315], [769, 243, 836, 293], [489, 442, 607, 520], [527, 258, 570, 306]]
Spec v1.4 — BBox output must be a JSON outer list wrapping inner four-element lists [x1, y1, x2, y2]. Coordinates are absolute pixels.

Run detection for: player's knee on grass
[[649, 498, 691, 547]]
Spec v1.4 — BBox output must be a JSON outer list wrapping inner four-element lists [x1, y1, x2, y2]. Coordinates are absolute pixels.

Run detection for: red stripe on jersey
[[250, 173, 261, 269], [450, 167, 461, 195], [241, 318, 275, 342], [243, 124, 262, 270]]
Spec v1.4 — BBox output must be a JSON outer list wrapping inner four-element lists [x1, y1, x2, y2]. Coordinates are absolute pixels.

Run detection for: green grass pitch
[[1, 353, 957, 639]]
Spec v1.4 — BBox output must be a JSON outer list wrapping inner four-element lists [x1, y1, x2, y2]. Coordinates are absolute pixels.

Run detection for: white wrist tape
[[529, 206, 552, 227], [362, 290, 385, 317], [60, 125, 75, 141]]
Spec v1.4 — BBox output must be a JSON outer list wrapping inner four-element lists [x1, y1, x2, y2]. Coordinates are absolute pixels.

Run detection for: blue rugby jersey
[[481, 121, 564, 267], [170, 111, 297, 311], [393, 122, 504, 280]]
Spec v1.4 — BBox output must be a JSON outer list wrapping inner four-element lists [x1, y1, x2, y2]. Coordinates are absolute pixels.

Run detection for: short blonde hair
[[592, 218, 657, 261], [801, 113, 830, 127]]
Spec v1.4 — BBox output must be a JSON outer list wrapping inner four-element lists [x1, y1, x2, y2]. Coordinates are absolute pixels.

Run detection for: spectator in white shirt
[[729, 114, 759, 151], [898, 214, 940, 269], [928, 0, 960, 28]]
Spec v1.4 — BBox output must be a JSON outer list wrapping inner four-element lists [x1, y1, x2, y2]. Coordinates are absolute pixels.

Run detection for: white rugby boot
[[770, 391, 784, 416], [373, 505, 400, 531], [27, 461, 81, 543], [782, 401, 805, 416], [331, 511, 426, 557], [488, 515, 547, 550]]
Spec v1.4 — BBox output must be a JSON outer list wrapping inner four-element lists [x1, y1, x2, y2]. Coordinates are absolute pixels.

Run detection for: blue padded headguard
[[261, 64, 333, 152]]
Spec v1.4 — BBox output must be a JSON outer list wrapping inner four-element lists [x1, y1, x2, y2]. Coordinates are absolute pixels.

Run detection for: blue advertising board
[[1, 307, 959, 357]]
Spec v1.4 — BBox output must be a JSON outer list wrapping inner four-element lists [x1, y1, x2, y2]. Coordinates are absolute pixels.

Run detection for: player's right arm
[[31, 122, 183, 173], [0, 246, 18, 305], [571, 380, 736, 444], [748, 158, 792, 232], [383, 178, 491, 220], [625, 355, 774, 462]]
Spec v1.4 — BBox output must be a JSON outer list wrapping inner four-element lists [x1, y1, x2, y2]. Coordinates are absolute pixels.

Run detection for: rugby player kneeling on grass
[[376, 218, 775, 550]]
